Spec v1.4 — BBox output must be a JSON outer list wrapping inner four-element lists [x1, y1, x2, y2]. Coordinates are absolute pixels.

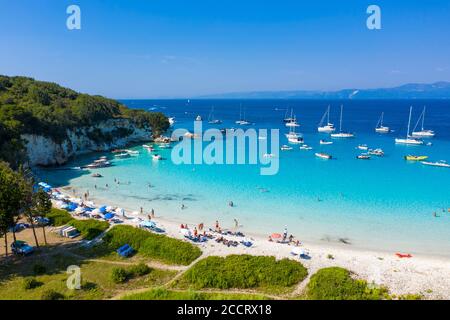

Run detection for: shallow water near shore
[[36, 99, 450, 257]]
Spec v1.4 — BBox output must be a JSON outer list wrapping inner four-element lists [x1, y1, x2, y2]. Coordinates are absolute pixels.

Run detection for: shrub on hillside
[[111, 267, 129, 284], [69, 219, 109, 240], [129, 263, 151, 277], [102, 225, 202, 265], [22, 277, 41, 290], [47, 208, 73, 226], [182, 255, 308, 290], [40, 289, 64, 300], [33, 264, 46, 275], [306, 267, 389, 300]]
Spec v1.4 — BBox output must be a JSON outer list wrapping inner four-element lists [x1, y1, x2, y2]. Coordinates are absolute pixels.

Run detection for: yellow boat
[[404, 155, 428, 161]]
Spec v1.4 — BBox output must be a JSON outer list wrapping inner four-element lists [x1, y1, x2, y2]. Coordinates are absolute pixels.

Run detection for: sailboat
[[207, 106, 222, 124], [395, 107, 424, 145], [317, 106, 336, 133], [375, 112, 390, 133], [235, 105, 251, 125], [330, 105, 354, 138], [283, 108, 295, 123], [285, 109, 300, 127], [412, 106, 435, 138]]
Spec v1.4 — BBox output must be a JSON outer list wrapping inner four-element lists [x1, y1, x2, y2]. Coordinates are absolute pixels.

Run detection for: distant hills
[[197, 82, 450, 99]]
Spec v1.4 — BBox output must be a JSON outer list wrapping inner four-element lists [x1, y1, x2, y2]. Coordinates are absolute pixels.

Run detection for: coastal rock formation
[[22, 118, 151, 166]]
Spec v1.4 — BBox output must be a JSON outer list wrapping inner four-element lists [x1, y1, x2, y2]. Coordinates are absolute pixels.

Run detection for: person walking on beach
[[215, 220, 220, 232], [198, 223, 204, 231], [140, 207, 143, 214], [283, 227, 288, 241], [234, 219, 238, 229], [151, 208, 155, 218]]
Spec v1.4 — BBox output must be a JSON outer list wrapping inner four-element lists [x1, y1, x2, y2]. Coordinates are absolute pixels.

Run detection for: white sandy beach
[[59, 186, 450, 300]]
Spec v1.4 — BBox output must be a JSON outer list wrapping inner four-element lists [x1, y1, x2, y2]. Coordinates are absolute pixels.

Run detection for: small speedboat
[[421, 160, 450, 168], [91, 173, 103, 178], [315, 152, 332, 160], [300, 144, 313, 150], [320, 140, 333, 145], [368, 148, 384, 157], [404, 155, 428, 161], [115, 153, 131, 159], [357, 144, 369, 151], [152, 154, 162, 161], [357, 154, 371, 160], [281, 145, 293, 151]]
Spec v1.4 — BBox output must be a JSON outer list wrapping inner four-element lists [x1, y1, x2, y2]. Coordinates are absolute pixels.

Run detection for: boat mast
[[339, 105, 343, 132], [421, 106, 426, 131], [380, 112, 384, 127], [407, 106, 412, 138], [327, 105, 330, 124]]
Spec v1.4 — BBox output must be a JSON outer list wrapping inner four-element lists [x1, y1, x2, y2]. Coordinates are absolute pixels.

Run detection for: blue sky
[[0, 0, 449, 98]]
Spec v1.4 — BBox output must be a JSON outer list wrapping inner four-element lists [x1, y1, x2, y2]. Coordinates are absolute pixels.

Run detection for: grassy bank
[[176, 255, 308, 294], [122, 287, 270, 300]]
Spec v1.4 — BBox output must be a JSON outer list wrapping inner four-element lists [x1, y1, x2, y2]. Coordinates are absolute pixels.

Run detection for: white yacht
[[317, 105, 336, 133], [395, 107, 424, 145], [195, 115, 202, 121], [285, 121, 304, 144], [320, 140, 333, 145], [421, 160, 450, 168], [412, 106, 435, 138], [168, 117, 175, 126], [330, 105, 355, 138], [281, 145, 293, 151], [375, 112, 390, 133]]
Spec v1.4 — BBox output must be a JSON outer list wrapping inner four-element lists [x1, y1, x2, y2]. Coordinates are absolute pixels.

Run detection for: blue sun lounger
[[117, 244, 134, 257]]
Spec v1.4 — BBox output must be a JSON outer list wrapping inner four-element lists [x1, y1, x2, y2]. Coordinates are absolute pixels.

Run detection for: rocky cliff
[[22, 118, 151, 166]]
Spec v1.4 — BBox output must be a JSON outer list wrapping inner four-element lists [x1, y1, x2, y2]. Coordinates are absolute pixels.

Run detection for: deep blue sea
[[38, 99, 450, 256]]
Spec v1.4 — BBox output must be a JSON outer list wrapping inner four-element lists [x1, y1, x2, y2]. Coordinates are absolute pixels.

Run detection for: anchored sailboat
[[207, 106, 222, 124], [412, 106, 435, 138], [375, 112, 390, 133], [235, 105, 251, 125], [285, 109, 300, 127], [395, 107, 424, 145], [330, 105, 354, 138], [317, 105, 336, 133]]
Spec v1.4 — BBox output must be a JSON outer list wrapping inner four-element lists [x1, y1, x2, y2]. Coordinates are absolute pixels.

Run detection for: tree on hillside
[[0, 161, 24, 256], [31, 189, 52, 245]]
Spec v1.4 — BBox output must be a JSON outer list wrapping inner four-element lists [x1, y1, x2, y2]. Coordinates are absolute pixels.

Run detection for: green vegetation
[[47, 208, 73, 226], [179, 255, 308, 293], [122, 287, 270, 300], [0, 252, 176, 300], [0, 75, 169, 168], [102, 225, 202, 265], [305, 267, 389, 300], [40, 289, 65, 300], [111, 263, 152, 284], [68, 219, 109, 240]]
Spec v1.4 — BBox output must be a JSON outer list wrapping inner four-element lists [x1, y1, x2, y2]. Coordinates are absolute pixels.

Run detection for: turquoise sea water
[[37, 100, 450, 257]]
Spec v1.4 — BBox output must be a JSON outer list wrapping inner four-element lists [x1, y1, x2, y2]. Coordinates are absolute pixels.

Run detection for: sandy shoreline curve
[[58, 185, 450, 299]]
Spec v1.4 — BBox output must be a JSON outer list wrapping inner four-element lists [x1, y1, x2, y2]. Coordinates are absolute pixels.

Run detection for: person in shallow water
[[229, 201, 234, 207]]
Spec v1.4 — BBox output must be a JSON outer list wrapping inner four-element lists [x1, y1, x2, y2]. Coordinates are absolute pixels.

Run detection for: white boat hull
[[412, 131, 435, 138], [395, 138, 424, 145], [331, 133, 355, 138]]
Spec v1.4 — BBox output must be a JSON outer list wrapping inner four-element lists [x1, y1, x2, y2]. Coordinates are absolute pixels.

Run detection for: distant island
[[197, 81, 450, 100]]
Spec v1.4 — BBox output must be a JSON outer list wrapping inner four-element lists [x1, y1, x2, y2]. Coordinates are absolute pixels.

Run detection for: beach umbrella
[[106, 206, 115, 212], [271, 233, 282, 239], [104, 213, 115, 220], [99, 206, 107, 213]]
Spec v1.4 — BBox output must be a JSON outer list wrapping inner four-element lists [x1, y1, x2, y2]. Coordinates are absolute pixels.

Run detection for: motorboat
[[280, 145, 293, 151], [315, 152, 332, 160], [421, 160, 450, 168], [320, 140, 333, 145], [115, 152, 131, 159], [300, 144, 313, 150], [152, 154, 162, 161], [404, 155, 428, 161], [357, 144, 369, 151], [368, 148, 384, 157], [357, 154, 371, 160]]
